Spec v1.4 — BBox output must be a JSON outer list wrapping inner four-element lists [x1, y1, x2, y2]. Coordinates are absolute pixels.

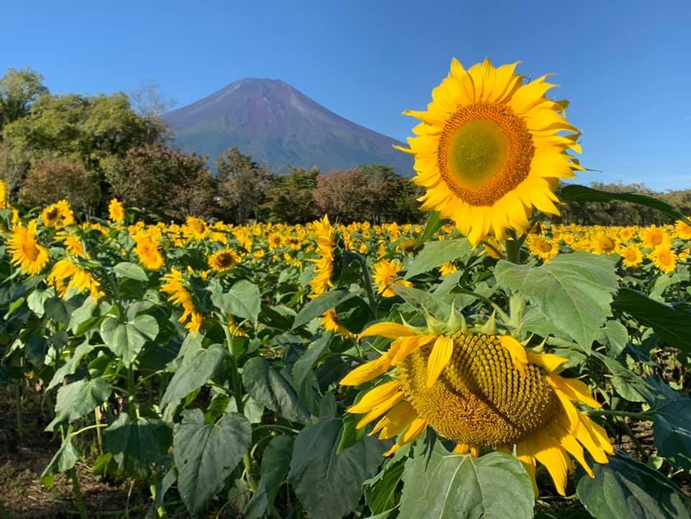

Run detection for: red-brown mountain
[[163, 78, 413, 174]]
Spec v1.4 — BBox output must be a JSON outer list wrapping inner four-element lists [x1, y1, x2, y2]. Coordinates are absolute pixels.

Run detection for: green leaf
[[47, 340, 95, 391], [210, 280, 261, 323], [292, 290, 355, 329], [173, 409, 251, 515], [577, 451, 691, 519], [47, 378, 112, 431], [160, 344, 227, 408], [113, 262, 149, 282], [245, 436, 294, 519], [612, 288, 691, 353], [559, 184, 691, 224], [414, 212, 447, 249], [398, 443, 534, 519], [404, 239, 471, 279], [27, 287, 54, 317], [653, 399, 691, 471], [100, 314, 159, 365], [495, 252, 618, 350], [105, 414, 170, 479], [41, 434, 81, 487], [364, 458, 406, 515], [289, 417, 387, 519], [292, 332, 333, 388], [242, 357, 310, 424], [603, 320, 628, 358], [393, 285, 453, 321]]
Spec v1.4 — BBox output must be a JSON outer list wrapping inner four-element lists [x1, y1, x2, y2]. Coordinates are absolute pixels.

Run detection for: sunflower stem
[[505, 238, 521, 264], [584, 409, 653, 420]]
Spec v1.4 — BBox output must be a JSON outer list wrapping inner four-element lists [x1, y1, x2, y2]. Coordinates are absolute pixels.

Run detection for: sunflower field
[[1, 59, 691, 519]]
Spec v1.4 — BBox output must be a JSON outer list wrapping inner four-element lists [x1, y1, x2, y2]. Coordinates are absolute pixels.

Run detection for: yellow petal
[[527, 352, 568, 373], [340, 354, 391, 386], [348, 381, 401, 414], [453, 443, 470, 455], [355, 392, 404, 429], [516, 443, 538, 497], [359, 322, 415, 339], [530, 432, 570, 496], [426, 335, 454, 388], [549, 375, 601, 409], [498, 336, 528, 376], [371, 401, 418, 439]]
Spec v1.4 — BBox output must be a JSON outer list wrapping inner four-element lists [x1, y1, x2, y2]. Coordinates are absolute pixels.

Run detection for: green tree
[[265, 167, 320, 223], [216, 147, 273, 223], [0, 68, 48, 134]]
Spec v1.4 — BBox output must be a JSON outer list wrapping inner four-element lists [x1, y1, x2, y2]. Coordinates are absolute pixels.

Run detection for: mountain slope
[[163, 78, 413, 174]]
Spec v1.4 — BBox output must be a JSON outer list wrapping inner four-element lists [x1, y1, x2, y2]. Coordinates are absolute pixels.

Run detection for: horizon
[[2, 0, 690, 190]]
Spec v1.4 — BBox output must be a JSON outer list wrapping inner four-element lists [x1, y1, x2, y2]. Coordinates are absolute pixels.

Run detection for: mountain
[[162, 78, 413, 175]]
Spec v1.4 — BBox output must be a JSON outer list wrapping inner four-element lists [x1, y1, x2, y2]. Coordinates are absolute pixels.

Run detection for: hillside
[[162, 78, 414, 174]]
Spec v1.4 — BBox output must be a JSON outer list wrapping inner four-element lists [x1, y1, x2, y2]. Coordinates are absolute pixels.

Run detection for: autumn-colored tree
[[216, 147, 273, 223], [105, 143, 215, 220], [19, 158, 101, 213]]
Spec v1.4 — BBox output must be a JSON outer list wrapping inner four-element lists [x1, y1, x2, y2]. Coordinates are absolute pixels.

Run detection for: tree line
[[1, 68, 688, 226]]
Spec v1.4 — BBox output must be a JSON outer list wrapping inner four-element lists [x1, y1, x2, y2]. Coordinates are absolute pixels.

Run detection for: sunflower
[[649, 246, 677, 274], [398, 59, 582, 246], [41, 200, 75, 229], [590, 232, 618, 255], [527, 235, 559, 262], [619, 244, 643, 268], [341, 318, 612, 495], [209, 249, 239, 272], [134, 233, 165, 271], [677, 219, 691, 240], [161, 269, 203, 332], [7, 220, 50, 275], [47, 258, 103, 300], [373, 260, 412, 297], [108, 198, 125, 223], [641, 225, 668, 249], [439, 261, 458, 276], [0, 179, 8, 209]]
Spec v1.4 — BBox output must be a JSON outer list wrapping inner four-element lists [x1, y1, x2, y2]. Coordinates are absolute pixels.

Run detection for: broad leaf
[[364, 458, 406, 515], [612, 288, 691, 353], [47, 340, 95, 391], [577, 451, 691, 519], [292, 332, 333, 387], [413, 211, 447, 249], [242, 357, 310, 424], [113, 262, 149, 282], [173, 410, 251, 515], [399, 443, 534, 519], [210, 280, 261, 323], [245, 436, 294, 519], [289, 417, 387, 519], [495, 252, 617, 350], [105, 414, 170, 479], [47, 378, 112, 431], [292, 290, 355, 329], [654, 399, 691, 471], [559, 184, 691, 224], [41, 434, 81, 487], [393, 285, 453, 321], [100, 314, 159, 365], [160, 344, 227, 408], [404, 239, 471, 279]]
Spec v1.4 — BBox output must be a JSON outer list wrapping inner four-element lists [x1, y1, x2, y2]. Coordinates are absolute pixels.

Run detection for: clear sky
[[2, 0, 690, 190]]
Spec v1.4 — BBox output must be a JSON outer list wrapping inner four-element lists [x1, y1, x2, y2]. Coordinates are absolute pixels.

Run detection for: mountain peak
[[163, 79, 413, 174]]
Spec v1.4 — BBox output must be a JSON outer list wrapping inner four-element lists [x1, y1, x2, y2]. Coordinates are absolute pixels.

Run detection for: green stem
[[94, 408, 105, 455], [619, 418, 648, 461], [243, 451, 257, 493], [70, 468, 89, 519], [453, 287, 511, 323], [252, 424, 300, 435], [350, 252, 378, 319], [14, 381, 23, 439], [585, 409, 652, 420], [505, 238, 521, 264]]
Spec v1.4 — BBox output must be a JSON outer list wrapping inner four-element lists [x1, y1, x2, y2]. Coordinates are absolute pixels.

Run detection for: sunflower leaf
[[399, 442, 534, 519], [404, 238, 472, 280]]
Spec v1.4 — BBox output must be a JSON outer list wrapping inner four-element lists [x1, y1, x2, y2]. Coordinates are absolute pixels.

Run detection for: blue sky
[[2, 0, 690, 190]]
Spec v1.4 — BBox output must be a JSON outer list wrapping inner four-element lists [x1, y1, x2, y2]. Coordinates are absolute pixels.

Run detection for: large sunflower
[[398, 59, 582, 245], [341, 318, 612, 495]]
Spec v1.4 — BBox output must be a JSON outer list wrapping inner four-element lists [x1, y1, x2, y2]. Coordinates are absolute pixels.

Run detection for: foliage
[[216, 147, 273, 223], [0, 68, 48, 133]]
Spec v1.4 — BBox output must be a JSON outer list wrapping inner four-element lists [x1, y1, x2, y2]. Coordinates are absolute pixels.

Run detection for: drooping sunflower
[[341, 317, 613, 495], [372, 259, 412, 297], [7, 220, 50, 275], [47, 258, 103, 300], [161, 269, 203, 332], [398, 59, 582, 246], [108, 198, 125, 223], [208, 249, 239, 273]]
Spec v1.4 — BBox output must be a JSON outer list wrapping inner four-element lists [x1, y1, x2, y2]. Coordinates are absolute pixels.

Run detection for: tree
[[105, 143, 215, 220], [0, 68, 48, 134], [19, 158, 101, 213], [265, 167, 320, 223], [216, 147, 273, 223], [129, 81, 177, 119]]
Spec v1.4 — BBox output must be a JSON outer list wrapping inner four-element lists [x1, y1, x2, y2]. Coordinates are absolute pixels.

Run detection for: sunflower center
[[216, 253, 235, 268], [438, 104, 534, 206], [397, 333, 559, 447], [22, 240, 40, 261]]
